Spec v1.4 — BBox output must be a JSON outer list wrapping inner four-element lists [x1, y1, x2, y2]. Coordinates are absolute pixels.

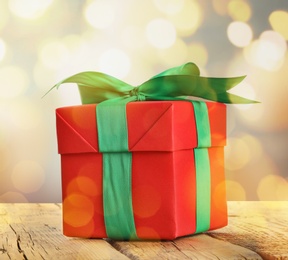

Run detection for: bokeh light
[[269, 10, 288, 40], [227, 21, 253, 47], [146, 18, 176, 49], [228, 0, 251, 22], [0, 146, 12, 173], [0, 107, 13, 154], [63, 34, 84, 54], [257, 175, 288, 200], [11, 160, 45, 193], [260, 30, 287, 59], [225, 134, 263, 179], [0, 66, 29, 98], [169, 0, 202, 37], [9, 98, 43, 130], [67, 176, 100, 198], [84, 0, 115, 29], [158, 39, 188, 66], [187, 43, 208, 68], [241, 135, 263, 160], [212, 0, 229, 16], [0, 120, 10, 147], [8, 0, 53, 20], [225, 137, 251, 171], [121, 25, 146, 50], [153, 0, 185, 15], [63, 193, 94, 227], [98, 48, 131, 79], [0, 38, 6, 62], [0, 192, 28, 202], [227, 55, 288, 132], [133, 185, 162, 218], [39, 40, 69, 70], [244, 30, 287, 71], [0, 2, 9, 30], [226, 180, 246, 200]]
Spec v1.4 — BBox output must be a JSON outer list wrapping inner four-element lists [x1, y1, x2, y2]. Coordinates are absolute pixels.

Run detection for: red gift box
[[56, 100, 227, 240]]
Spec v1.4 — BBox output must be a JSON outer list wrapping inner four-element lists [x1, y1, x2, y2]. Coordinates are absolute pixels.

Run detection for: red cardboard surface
[[61, 147, 226, 239], [56, 101, 227, 239], [56, 101, 226, 154]]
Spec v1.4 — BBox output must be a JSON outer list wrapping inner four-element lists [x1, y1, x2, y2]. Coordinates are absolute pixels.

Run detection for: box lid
[[56, 101, 226, 154]]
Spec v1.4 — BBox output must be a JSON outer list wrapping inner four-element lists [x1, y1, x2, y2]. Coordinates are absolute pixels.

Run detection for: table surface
[[0, 201, 287, 260]]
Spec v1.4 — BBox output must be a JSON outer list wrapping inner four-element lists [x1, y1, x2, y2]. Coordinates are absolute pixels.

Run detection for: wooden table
[[0, 202, 287, 259]]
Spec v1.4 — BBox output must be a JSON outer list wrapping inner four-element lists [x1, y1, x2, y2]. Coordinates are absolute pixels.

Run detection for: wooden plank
[[1, 202, 287, 259], [0, 204, 129, 260], [110, 234, 262, 259], [209, 201, 288, 260]]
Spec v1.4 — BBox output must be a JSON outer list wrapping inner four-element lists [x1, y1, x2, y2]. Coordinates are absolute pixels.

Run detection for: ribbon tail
[[139, 74, 256, 104], [203, 76, 246, 92], [195, 76, 259, 103], [214, 92, 259, 104], [43, 71, 133, 104]]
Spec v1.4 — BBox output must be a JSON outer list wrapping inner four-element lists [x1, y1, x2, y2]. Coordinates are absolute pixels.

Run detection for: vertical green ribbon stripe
[[96, 101, 138, 239], [194, 148, 211, 233], [191, 101, 211, 148], [191, 101, 211, 233], [102, 152, 137, 239]]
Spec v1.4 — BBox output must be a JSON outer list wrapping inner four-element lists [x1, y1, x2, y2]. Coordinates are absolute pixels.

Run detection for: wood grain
[[0, 204, 128, 260], [210, 201, 288, 260], [110, 234, 262, 259], [0, 202, 287, 259]]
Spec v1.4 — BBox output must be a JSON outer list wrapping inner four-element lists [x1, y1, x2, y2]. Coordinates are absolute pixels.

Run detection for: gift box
[[56, 100, 227, 240], [49, 62, 257, 240]]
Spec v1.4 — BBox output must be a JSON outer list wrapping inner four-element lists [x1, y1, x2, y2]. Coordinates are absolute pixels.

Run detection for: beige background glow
[[0, 0, 287, 202]]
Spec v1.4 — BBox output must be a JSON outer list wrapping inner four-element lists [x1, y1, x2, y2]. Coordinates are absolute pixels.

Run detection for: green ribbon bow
[[49, 62, 257, 240], [46, 62, 258, 104]]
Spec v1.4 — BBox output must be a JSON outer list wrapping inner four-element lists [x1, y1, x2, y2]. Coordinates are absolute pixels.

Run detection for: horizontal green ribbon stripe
[[96, 101, 138, 239], [102, 152, 137, 240], [194, 148, 211, 233]]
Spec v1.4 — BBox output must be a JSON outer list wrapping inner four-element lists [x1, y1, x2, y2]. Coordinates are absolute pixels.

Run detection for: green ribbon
[[96, 100, 130, 152], [192, 101, 211, 232], [194, 148, 211, 233], [46, 62, 258, 104], [49, 62, 258, 239], [97, 99, 138, 239], [102, 152, 136, 239]]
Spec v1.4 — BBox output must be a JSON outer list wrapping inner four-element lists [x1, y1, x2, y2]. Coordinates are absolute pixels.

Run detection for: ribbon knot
[[129, 87, 146, 101]]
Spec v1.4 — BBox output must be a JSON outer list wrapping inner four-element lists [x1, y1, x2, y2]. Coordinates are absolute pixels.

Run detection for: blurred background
[[0, 0, 287, 202]]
